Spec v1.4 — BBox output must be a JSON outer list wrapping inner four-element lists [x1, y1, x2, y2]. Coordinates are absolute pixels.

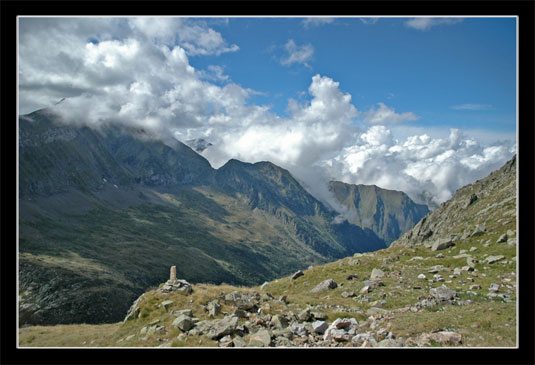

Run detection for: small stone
[[311, 279, 338, 293], [291, 270, 304, 280], [435, 253, 444, 258], [324, 328, 350, 342], [333, 318, 352, 329], [417, 274, 426, 280], [484, 255, 505, 264], [290, 323, 308, 336], [377, 339, 402, 347], [471, 223, 486, 237], [172, 315, 194, 332], [429, 285, 456, 302], [432, 238, 454, 251], [232, 336, 247, 347], [312, 320, 329, 334], [429, 331, 462, 346], [298, 308, 312, 322], [341, 291, 356, 298], [370, 268, 385, 280], [175, 309, 193, 317], [270, 315, 288, 329], [219, 335, 233, 347], [206, 300, 221, 317], [248, 329, 272, 347], [346, 274, 359, 280], [496, 233, 508, 243], [489, 283, 500, 292]]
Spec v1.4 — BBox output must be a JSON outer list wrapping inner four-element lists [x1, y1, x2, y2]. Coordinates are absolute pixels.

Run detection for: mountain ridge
[[328, 181, 430, 245], [18, 109, 387, 325]]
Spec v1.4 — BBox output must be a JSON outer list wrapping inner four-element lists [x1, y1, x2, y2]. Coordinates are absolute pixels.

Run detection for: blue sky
[[189, 17, 516, 137], [18, 16, 517, 208]]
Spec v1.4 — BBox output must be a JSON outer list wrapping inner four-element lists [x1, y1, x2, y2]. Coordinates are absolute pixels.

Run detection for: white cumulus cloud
[[281, 39, 314, 67], [362, 102, 420, 124], [18, 17, 516, 215]]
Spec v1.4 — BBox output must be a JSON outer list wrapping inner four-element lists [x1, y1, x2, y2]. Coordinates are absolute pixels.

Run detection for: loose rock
[[311, 279, 338, 293]]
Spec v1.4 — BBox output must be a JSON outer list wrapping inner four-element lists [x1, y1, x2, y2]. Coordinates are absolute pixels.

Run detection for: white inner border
[[15, 15, 519, 350]]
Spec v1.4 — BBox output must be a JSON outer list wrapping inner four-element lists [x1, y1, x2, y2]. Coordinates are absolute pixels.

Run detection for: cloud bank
[[18, 17, 516, 213]]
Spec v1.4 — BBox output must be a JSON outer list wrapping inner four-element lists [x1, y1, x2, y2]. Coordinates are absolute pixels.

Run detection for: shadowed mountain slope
[[18, 109, 385, 325]]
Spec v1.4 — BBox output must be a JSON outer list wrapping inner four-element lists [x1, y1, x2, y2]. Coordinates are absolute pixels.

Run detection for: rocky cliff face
[[328, 181, 429, 246], [392, 155, 516, 248]]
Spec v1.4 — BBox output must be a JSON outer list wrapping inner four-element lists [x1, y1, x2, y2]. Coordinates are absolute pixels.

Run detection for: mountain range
[[18, 109, 427, 325], [18, 153, 518, 348]]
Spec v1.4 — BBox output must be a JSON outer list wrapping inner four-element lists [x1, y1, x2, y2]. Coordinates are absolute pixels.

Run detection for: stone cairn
[[160, 266, 193, 294]]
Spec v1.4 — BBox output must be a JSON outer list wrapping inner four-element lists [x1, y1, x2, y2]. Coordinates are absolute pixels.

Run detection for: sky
[[18, 16, 517, 210]]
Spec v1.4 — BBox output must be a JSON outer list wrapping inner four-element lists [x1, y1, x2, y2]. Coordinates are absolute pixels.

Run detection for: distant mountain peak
[[185, 138, 213, 152], [328, 180, 430, 246]]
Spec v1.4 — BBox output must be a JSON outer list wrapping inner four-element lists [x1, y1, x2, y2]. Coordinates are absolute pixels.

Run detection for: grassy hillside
[[19, 230, 517, 347], [18, 156, 517, 347]]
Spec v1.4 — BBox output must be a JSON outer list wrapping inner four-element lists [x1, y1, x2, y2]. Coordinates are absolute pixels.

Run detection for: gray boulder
[[206, 300, 221, 317], [471, 223, 486, 237], [270, 315, 288, 329], [208, 315, 239, 340], [290, 323, 308, 336], [312, 320, 329, 334], [297, 308, 312, 322], [484, 255, 505, 264], [370, 268, 385, 280], [496, 233, 508, 243], [248, 329, 272, 347], [429, 285, 457, 302], [431, 238, 453, 251], [311, 279, 338, 293], [377, 339, 403, 347], [172, 314, 194, 332], [232, 336, 247, 347]]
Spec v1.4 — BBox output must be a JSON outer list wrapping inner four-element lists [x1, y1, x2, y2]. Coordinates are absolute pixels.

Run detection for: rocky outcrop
[[392, 155, 516, 248]]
